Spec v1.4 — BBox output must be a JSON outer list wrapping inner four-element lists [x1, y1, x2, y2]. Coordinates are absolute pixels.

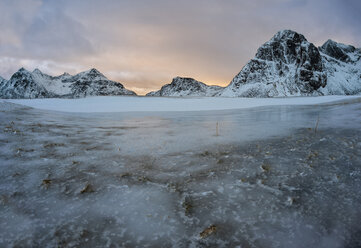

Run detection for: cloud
[[0, 56, 86, 79], [0, 0, 95, 60], [0, 0, 360, 94], [0, 0, 41, 48]]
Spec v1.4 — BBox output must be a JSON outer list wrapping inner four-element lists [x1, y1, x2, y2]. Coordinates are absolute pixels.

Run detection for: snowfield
[[2, 95, 360, 113], [0, 96, 361, 247]]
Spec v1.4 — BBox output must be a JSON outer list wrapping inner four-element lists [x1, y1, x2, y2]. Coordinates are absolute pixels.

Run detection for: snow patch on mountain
[[31, 68, 73, 95]]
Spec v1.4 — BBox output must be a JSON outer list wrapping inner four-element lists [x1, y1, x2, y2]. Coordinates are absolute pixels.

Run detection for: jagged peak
[[78, 68, 106, 79], [320, 39, 356, 53], [322, 39, 337, 46], [12, 67, 32, 77], [61, 72, 71, 77], [32, 68, 43, 74], [18, 67, 30, 73], [270, 29, 307, 43], [87, 68, 102, 75], [319, 39, 356, 62], [170, 77, 205, 86], [90, 68, 100, 73], [172, 76, 198, 82]]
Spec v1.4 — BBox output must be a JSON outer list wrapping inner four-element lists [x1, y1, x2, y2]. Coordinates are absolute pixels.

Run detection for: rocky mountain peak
[[11, 68, 32, 80], [319, 39, 357, 62], [255, 29, 320, 65], [270, 29, 307, 44], [17, 67, 31, 74], [89, 68, 101, 73], [32, 68, 43, 74], [166, 77, 206, 93], [146, 77, 222, 97], [73, 68, 107, 81], [86, 68, 103, 76], [171, 77, 200, 85], [221, 30, 327, 97]]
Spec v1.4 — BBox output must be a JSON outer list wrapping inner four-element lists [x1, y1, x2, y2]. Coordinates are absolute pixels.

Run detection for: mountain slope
[[220, 30, 327, 97], [0, 68, 136, 98], [319, 40, 361, 95], [146, 77, 222, 97], [0, 76, 8, 94]]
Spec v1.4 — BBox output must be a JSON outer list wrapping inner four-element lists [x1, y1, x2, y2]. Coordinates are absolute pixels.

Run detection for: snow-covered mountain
[[318, 40, 361, 95], [220, 30, 327, 97], [0, 68, 136, 99], [146, 77, 222, 97], [148, 30, 360, 98], [219, 30, 361, 97], [0, 68, 56, 99]]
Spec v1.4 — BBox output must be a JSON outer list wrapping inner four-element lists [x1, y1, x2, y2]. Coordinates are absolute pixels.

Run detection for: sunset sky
[[0, 0, 360, 95]]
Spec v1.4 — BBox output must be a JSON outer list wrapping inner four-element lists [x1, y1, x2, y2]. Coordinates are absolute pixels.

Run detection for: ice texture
[[0, 97, 360, 247], [3, 95, 359, 113]]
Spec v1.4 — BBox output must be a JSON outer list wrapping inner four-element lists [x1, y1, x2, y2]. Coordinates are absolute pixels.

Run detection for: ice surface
[[2, 95, 359, 113], [0, 97, 360, 247]]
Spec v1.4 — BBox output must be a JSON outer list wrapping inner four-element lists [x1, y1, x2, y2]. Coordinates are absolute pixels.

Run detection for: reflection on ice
[[0, 99, 360, 247]]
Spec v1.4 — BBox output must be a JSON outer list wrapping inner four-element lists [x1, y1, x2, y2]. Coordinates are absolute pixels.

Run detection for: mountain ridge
[[0, 68, 136, 99], [146, 77, 222, 97]]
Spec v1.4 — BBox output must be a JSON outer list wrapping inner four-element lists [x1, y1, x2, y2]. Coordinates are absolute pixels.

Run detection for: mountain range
[[0, 68, 136, 98], [0, 30, 360, 99], [149, 30, 361, 97]]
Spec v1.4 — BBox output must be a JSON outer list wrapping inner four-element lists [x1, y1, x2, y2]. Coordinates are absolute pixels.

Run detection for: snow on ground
[[2, 95, 360, 113]]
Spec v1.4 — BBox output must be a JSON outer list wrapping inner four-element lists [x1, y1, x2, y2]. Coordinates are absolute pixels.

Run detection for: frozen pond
[[0, 97, 360, 247]]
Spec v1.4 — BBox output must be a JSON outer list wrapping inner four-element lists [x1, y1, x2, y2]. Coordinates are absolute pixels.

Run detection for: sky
[[0, 0, 360, 95]]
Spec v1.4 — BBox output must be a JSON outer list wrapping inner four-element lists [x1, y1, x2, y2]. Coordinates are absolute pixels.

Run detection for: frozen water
[[0, 97, 360, 247], [3, 95, 360, 113]]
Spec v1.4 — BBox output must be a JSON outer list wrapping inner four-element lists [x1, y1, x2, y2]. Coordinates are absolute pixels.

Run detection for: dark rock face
[[221, 30, 327, 97], [319, 40, 355, 62], [146, 77, 222, 97], [0, 68, 136, 99]]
